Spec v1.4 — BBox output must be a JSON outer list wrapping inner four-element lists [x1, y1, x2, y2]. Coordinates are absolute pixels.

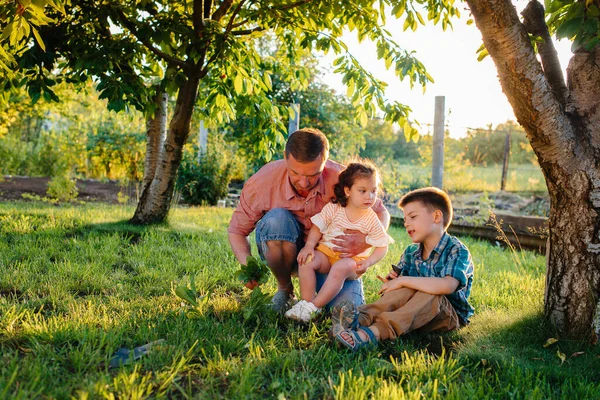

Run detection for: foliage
[[5, 0, 466, 166], [0, 83, 146, 180], [235, 256, 271, 286], [0, 202, 599, 398], [221, 42, 368, 169], [462, 121, 536, 166], [173, 276, 210, 317], [46, 173, 78, 202], [0, 0, 65, 72], [545, 0, 600, 51], [175, 144, 233, 206], [361, 118, 398, 161]]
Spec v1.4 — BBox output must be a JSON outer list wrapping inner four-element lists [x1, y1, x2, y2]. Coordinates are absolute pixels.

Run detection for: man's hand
[[331, 229, 370, 257], [244, 279, 259, 290]]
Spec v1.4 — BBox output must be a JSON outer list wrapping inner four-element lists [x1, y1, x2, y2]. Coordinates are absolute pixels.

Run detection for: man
[[228, 128, 390, 312]]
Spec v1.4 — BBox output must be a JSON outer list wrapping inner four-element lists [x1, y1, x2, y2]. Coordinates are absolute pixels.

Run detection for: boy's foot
[[330, 301, 359, 337], [335, 327, 378, 352], [270, 290, 296, 313], [284, 300, 321, 322]]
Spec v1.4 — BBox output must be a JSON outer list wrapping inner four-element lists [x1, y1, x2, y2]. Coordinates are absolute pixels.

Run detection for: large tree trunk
[[465, 0, 600, 340], [130, 76, 200, 224]]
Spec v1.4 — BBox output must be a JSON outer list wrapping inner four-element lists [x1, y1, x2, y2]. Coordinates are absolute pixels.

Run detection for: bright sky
[[321, 10, 574, 138]]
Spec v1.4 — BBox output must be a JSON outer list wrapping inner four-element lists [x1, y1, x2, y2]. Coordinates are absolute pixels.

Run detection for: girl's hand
[[355, 259, 371, 276], [297, 247, 315, 266], [378, 277, 404, 295]]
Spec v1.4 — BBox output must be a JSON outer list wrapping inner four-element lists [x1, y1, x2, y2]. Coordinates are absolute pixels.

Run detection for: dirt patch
[[0, 176, 124, 203]]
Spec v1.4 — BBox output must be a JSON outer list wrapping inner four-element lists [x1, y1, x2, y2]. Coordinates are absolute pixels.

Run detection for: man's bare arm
[[228, 232, 251, 265]]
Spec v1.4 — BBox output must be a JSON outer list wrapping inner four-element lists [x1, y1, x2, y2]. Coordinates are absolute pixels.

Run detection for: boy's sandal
[[335, 326, 377, 352], [330, 301, 360, 337]]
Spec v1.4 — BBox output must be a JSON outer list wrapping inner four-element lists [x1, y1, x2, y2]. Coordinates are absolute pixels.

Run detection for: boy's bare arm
[[378, 275, 459, 295]]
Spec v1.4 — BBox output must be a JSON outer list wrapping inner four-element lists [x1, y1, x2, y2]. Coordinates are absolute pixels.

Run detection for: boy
[[332, 187, 474, 351]]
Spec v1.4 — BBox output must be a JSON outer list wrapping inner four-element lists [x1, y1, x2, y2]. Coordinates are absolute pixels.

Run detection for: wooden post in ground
[[501, 130, 511, 191], [288, 103, 300, 136], [431, 96, 445, 189], [198, 120, 208, 162]]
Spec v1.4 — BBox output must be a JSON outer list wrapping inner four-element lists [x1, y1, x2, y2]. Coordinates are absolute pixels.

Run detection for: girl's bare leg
[[311, 258, 357, 308], [298, 251, 331, 302]]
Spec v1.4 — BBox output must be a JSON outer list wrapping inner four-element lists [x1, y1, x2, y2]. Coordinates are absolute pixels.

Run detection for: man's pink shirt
[[228, 159, 385, 238]]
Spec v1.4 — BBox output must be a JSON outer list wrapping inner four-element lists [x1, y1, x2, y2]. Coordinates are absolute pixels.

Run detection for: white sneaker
[[284, 300, 321, 322]]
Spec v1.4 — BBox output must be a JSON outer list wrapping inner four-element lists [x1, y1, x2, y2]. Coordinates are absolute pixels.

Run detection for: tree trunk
[[130, 76, 200, 224], [131, 90, 168, 220], [141, 91, 168, 191], [465, 0, 600, 340]]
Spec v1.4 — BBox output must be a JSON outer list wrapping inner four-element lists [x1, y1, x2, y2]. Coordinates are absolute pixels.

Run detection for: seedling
[[235, 256, 270, 289]]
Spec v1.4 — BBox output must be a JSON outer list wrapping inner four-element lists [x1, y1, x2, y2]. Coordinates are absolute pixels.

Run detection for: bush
[[176, 147, 233, 206], [47, 174, 79, 202]]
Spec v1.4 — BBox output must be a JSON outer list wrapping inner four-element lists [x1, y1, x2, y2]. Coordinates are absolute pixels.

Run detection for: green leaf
[[174, 285, 199, 307], [556, 17, 584, 40], [234, 74, 243, 94], [31, 26, 45, 51], [359, 109, 368, 127], [415, 12, 425, 25]]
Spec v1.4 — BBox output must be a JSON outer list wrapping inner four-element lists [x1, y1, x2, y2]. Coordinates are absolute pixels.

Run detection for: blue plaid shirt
[[395, 233, 475, 323]]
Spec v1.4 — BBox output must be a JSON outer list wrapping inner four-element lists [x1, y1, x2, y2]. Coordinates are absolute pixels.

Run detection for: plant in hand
[[236, 256, 270, 289]]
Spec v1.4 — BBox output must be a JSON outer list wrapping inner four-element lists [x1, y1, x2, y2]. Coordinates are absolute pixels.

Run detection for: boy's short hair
[[398, 187, 453, 229]]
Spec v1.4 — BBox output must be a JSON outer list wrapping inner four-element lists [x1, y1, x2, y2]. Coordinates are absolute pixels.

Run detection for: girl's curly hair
[[333, 158, 381, 207]]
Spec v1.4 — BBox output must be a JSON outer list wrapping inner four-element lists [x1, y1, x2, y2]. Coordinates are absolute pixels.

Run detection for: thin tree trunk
[[466, 0, 600, 339], [131, 90, 168, 221], [130, 76, 200, 224], [142, 91, 168, 190]]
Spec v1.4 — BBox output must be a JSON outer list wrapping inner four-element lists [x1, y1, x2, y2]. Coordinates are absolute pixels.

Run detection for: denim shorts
[[255, 208, 365, 309]]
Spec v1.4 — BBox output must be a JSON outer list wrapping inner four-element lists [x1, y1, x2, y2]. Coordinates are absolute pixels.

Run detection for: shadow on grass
[[453, 312, 600, 382]]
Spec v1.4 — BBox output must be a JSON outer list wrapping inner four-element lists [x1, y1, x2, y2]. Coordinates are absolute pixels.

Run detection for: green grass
[[1, 201, 598, 399], [383, 163, 548, 195]]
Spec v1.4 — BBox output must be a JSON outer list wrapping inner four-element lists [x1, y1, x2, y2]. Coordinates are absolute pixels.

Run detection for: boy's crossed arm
[[377, 274, 459, 296]]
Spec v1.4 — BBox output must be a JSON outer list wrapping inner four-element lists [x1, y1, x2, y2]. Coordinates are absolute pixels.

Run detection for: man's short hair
[[285, 128, 329, 163], [398, 187, 453, 229]]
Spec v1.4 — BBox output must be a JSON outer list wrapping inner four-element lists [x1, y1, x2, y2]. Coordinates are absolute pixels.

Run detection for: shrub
[[176, 147, 233, 206], [47, 174, 79, 202]]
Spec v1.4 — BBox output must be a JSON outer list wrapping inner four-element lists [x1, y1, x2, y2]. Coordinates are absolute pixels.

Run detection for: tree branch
[[211, 0, 234, 22], [225, 0, 247, 33], [522, 0, 568, 107], [113, 8, 188, 71], [204, 0, 213, 19], [465, 0, 580, 174], [193, 0, 205, 36], [232, 27, 265, 36], [273, 0, 312, 11]]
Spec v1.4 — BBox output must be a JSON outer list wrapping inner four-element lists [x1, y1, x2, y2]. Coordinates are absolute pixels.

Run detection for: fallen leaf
[[556, 350, 566, 364], [532, 357, 543, 361], [570, 351, 585, 358], [543, 337, 559, 348]]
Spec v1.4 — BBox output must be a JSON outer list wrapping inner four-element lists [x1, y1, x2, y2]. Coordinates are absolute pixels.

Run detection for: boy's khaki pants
[[358, 288, 461, 341]]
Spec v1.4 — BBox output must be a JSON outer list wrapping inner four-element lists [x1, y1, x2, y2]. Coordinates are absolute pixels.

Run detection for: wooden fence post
[[501, 130, 511, 191], [432, 96, 445, 189]]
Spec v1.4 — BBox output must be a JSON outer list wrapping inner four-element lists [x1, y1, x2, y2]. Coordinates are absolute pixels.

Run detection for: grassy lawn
[[1, 201, 598, 399], [383, 163, 548, 195]]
